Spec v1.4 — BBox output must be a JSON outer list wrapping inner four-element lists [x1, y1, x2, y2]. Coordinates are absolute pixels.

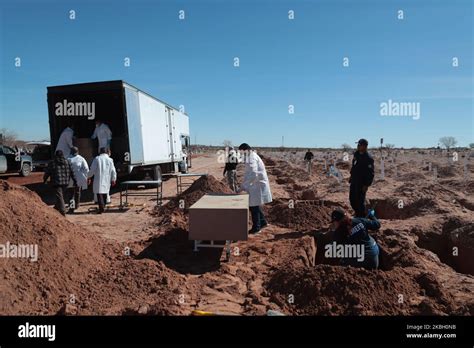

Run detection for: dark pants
[[249, 206, 267, 231], [54, 185, 68, 215], [350, 183, 367, 217], [68, 186, 81, 210], [342, 244, 379, 270], [97, 193, 108, 213]]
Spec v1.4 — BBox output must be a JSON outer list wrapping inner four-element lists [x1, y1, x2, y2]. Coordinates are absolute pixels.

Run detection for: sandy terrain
[[1, 149, 473, 315]]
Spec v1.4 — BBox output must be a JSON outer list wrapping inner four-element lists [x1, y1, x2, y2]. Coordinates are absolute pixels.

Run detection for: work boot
[[249, 228, 261, 234]]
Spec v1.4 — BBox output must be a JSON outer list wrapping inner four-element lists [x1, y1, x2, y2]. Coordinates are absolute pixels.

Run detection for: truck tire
[[178, 160, 188, 174], [152, 165, 162, 181], [20, 163, 31, 177]]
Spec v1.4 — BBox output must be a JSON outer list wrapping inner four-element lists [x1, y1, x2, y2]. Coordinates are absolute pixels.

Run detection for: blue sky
[[0, 0, 472, 148]]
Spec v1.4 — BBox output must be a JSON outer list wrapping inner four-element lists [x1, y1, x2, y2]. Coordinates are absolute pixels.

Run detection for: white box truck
[[47, 80, 191, 179]]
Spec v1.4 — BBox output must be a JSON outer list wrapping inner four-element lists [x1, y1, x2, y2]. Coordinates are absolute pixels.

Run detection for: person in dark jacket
[[223, 148, 239, 192], [349, 139, 374, 217], [304, 149, 314, 174], [330, 207, 380, 270], [44, 150, 77, 216]]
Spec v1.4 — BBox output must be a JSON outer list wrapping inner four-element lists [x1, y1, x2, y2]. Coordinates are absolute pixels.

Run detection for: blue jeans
[[249, 206, 267, 231]]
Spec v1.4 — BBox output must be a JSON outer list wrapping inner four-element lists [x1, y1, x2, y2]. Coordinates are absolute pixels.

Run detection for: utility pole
[[380, 138, 385, 180]]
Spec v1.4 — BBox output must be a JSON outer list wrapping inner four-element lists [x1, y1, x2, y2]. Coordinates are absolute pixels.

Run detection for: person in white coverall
[[91, 120, 112, 153], [238, 143, 272, 234], [56, 126, 74, 158], [67, 146, 89, 212], [88, 147, 117, 213]]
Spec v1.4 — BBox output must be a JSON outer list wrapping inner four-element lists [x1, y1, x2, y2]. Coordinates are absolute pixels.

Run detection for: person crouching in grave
[[329, 207, 380, 270], [87, 147, 117, 214], [237, 143, 272, 234]]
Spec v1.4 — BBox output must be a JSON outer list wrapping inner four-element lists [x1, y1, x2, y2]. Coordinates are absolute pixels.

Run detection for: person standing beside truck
[[349, 139, 374, 217], [67, 146, 89, 212], [238, 143, 272, 234], [91, 119, 112, 153], [88, 147, 117, 214], [43, 150, 77, 216], [56, 125, 74, 158]]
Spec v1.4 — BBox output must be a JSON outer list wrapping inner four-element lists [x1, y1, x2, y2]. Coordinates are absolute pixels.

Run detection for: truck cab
[[0, 145, 33, 176]]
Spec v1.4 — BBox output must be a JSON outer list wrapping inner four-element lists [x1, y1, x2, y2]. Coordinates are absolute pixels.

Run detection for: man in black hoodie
[[44, 150, 77, 216], [349, 139, 374, 217]]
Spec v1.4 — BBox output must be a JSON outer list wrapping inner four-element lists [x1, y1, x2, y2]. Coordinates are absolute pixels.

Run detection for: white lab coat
[[56, 127, 74, 158], [91, 123, 112, 152], [88, 153, 117, 194], [67, 154, 89, 190], [240, 151, 272, 207]]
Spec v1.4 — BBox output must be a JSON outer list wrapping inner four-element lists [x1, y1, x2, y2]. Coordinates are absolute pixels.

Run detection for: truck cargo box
[[47, 80, 190, 177]]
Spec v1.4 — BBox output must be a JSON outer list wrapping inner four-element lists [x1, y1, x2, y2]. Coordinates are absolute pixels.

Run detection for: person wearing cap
[[67, 146, 89, 212], [238, 143, 272, 234], [330, 207, 380, 270], [349, 139, 374, 217]]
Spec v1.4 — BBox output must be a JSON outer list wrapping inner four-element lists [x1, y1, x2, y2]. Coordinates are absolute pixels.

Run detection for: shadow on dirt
[[136, 228, 223, 275]]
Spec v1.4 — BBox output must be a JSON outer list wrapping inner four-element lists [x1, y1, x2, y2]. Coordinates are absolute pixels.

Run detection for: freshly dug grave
[[368, 197, 442, 220], [415, 219, 474, 275], [0, 180, 108, 314], [268, 228, 463, 316], [153, 175, 234, 230]]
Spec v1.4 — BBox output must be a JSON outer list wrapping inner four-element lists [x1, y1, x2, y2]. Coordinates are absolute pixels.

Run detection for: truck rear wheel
[[20, 163, 31, 177], [152, 165, 162, 181]]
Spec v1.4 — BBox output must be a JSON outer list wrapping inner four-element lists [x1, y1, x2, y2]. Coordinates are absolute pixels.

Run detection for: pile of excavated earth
[[1, 149, 473, 315]]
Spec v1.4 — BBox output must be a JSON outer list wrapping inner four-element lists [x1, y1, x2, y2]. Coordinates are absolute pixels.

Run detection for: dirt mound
[[80, 250, 187, 315], [396, 172, 426, 181], [437, 165, 457, 178], [275, 177, 296, 185], [292, 183, 306, 191], [300, 188, 318, 200], [0, 180, 108, 314], [336, 161, 350, 170], [266, 264, 448, 315], [266, 200, 333, 231], [259, 154, 276, 166], [153, 175, 234, 230], [438, 179, 474, 195]]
